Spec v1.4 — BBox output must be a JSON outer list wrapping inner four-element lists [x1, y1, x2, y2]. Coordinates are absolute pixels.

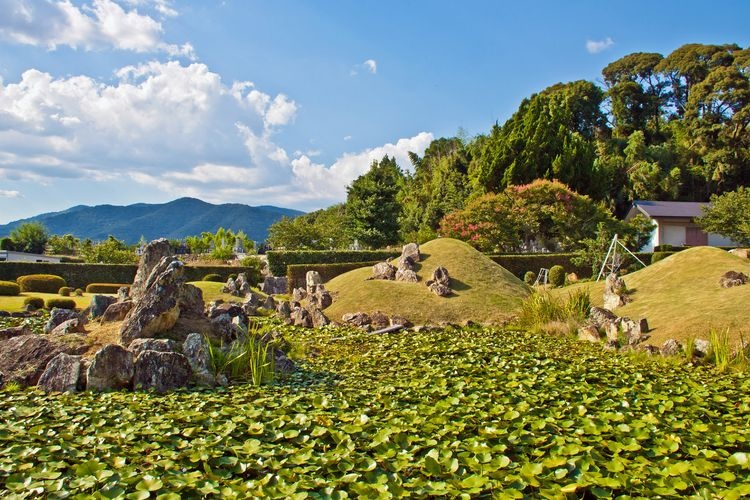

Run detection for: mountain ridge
[[0, 197, 304, 244]]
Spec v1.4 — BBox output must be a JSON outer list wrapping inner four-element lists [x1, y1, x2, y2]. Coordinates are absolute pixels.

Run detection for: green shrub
[[23, 296, 45, 309], [74, 288, 84, 296], [287, 261, 381, 292], [16, 274, 67, 293], [548, 265, 566, 288], [267, 250, 399, 277], [202, 273, 223, 282], [45, 298, 77, 310], [651, 251, 673, 264], [523, 271, 536, 285], [85, 283, 130, 294], [0, 280, 20, 296], [228, 273, 238, 281], [58, 286, 72, 296]]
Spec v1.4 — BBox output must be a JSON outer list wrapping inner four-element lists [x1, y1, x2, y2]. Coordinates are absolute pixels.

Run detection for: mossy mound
[[324, 238, 531, 325], [555, 246, 750, 345]]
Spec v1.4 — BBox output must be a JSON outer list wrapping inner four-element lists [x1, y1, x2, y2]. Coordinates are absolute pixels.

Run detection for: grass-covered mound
[[324, 238, 531, 325], [555, 247, 750, 345], [2, 325, 749, 497]]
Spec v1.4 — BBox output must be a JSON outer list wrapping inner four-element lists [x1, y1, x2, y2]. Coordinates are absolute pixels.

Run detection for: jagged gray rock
[[183, 333, 216, 387], [49, 318, 86, 335], [90, 295, 117, 319], [0, 325, 32, 341], [87, 344, 134, 391], [426, 266, 452, 296], [371, 262, 397, 280], [133, 351, 192, 393], [128, 338, 177, 357], [38, 353, 83, 393], [0, 334, 87, 386], [401, 242, 420, 263], [130, 239, 173, 302], [661, 339, 683, 356], [45, 308, 81, 334], [306, 271, 322, 295], [342, 312, 371, 327], [260, 276, 287, 295], [603, 273, 630, 310], [101, 301, 134, 322], [719, 270, 748, 288]]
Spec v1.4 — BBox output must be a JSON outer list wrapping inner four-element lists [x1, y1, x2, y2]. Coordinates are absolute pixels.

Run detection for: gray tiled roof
[[631, 200, 709, 218]]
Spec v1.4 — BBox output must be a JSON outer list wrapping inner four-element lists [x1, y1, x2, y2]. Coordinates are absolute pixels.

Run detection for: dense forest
[[269, 43, 750, 252]]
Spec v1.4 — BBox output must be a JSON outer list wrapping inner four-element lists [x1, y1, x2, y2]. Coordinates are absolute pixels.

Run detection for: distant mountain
[[0, 198, 305, 244]]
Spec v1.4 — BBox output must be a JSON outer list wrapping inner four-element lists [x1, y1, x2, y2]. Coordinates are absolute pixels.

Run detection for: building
[[625, 200, 738, 252], [0, 250, 62, 263]]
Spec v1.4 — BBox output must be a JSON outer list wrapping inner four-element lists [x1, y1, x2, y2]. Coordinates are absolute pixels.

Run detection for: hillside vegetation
[[554, 247, 750, 344], [324, 238, 531, 325]]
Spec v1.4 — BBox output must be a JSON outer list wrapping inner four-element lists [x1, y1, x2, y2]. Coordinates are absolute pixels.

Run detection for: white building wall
[[661, 224, 686, 247]]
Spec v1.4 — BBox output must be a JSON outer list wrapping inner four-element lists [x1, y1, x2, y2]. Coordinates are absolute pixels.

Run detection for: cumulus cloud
[[350, 58, 378, 76], [586, 37, 614, 54], [0, 0, 194, 57], [0, 189, 21, 198]]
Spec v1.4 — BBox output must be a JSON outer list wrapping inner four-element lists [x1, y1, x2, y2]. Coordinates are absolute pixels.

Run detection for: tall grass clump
[[206, 324, 275, 386], [516, 288, 591, 335], [708, 328, 731, 372]]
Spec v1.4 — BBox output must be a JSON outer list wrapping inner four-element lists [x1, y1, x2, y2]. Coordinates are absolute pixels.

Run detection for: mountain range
[[0, 198, 304, 244]]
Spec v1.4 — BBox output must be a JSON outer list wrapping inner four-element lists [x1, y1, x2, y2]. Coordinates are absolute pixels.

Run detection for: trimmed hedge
[[523, 271, 536, 285], [0, 262, 259, 289], [267, 250, 399, 277], [651, 251, 676, 264], [86, 283, 131, 294], [0, 280, 21, 296], [16, 274, 67, 293], [548, 265, 566, 287], [202, 273, 223, 282], [287, 261, 381, 292], [23, 296, 44, 309], [45, 298, 77, 310], [58, 287, 72, 296], [489, 253, 592, 280]]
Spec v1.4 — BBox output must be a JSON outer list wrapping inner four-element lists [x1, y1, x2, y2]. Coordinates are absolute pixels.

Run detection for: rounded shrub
[[58, 286, 72, 296], [548, 265, 566, 288], [23, 296, 45, 309], [0, 280, 21, 296], [16, 274, 67, 293], [523, 271, 536, 285], [74, 288, 84, 297], [651, 252, 670, 264], [202, 273, 223, 282], [85, 283, 130, 294], [45, 298, 77, 310]]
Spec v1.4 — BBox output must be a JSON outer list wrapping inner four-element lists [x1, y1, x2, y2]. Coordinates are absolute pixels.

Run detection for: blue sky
[[1, 0, 749, 224]]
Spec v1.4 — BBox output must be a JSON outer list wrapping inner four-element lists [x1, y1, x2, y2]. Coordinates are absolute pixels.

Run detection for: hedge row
[[286, 261, 381, 292], [488, 252, 660, 280], [0, 262, 259, 289], [267, 250, 399, 277]]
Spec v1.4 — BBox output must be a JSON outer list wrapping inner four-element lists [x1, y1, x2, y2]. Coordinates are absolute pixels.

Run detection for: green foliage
[[523, 271, 536, 285], [46, 234, 81, 256], [515, 289, 591, 333], [697, 187, 750, 246], [58, 287, 72, 297], [0, 237, 14, 251], [548, 265, 566, 287], [571, 215, 656, 275], [9, 222, 49, 254], [287, 261, 381, 291], [489, 253, 593, 280], [185, 228, 255, 259], [74, 288, 83, 297], [268, 204, 352, 250], [238, 256, 263, 284], [22, 296, 44, 309], [206, 327, 274, 386], [44, 298, 77, 310], [0, 281, 20, 296], [85, 283, 130, 294], [440, 180, 613, 252], [709, 328, 732, 373], [202, 273, 223, 282], [651, 251, 674, 264], [1, 380, 21, 393], [79, 236, 138, 264], [16, 274, 67, 293], [266, 249, 398, 277], [345, 155, 405, 249], [1, 324, 750, 496]]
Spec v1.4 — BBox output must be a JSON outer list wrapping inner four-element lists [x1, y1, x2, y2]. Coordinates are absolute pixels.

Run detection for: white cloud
[[586, 37, 614, 54], [0, 189, 21, 198], [363, 59, 377, 74], [343, 135, 352, 141], [0, 0, 194, 57]]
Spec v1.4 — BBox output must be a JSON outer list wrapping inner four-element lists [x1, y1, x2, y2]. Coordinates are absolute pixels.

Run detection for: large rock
[[133, 351, 192, 393], [661, 339, 683, 356], [235, 273, 251, 296], [292, 307, 312, 328], [369, 311, 391, 330], [130, 239, 174, 302], [578, 325, 601, 342], [0, 334, 87, 386], [589, 306, 618, 329], [401, 243, 421, 263], [342, 312, 371, 327], [49, 318, 86, 335], [310, 307, 330, 328], [262, 296, 276, 310], [276, 301, 292, 320], [90, 295, 117, 319], [729, 248, 749, 259], [128, 338, 177, 357], [371, 262, 396, 281], [426, 266, 452, 296], [309, 284, 333, 309], [719, 270, 748, 288], [292, 288, 307, 302], [603, 273, 630, 310], [260, 276, 288, 295], [222, 277, 238, 295], [177, 284, 205, 318], [87, 344, 134, 391], [620, 317, 650, 345], [0, 325, 32, 341], [45, 308, 81, 334], [183, 333, 216, 386], [38, 353, 83, 392], [306, 271, 322, 295], [101, 301, 134, 323], [119, 258, 184, 346], [395, 256, 419, 282]]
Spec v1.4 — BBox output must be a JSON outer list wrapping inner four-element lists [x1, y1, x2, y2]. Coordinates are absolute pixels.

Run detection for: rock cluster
[[260, 276, 288, 295], [719, 270, 748, 288], [342, 311, 412, 331], [222, 273, 253, 297], [603, 273, 630, 310], [582, 305, 650, 347], [426, 266, 452, 296]]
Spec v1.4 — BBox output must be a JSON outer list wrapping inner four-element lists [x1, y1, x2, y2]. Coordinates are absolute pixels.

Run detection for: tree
[[571, 215, 656, 274], [46, 234, 81, 255], [696, 187, 750, 246], [345, 156, 405, 248], [9, 222, 49, 254], [80, 236, 138, 264]]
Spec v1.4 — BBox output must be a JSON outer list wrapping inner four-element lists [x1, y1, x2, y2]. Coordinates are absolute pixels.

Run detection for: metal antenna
[[596, 234, 647, 282]]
